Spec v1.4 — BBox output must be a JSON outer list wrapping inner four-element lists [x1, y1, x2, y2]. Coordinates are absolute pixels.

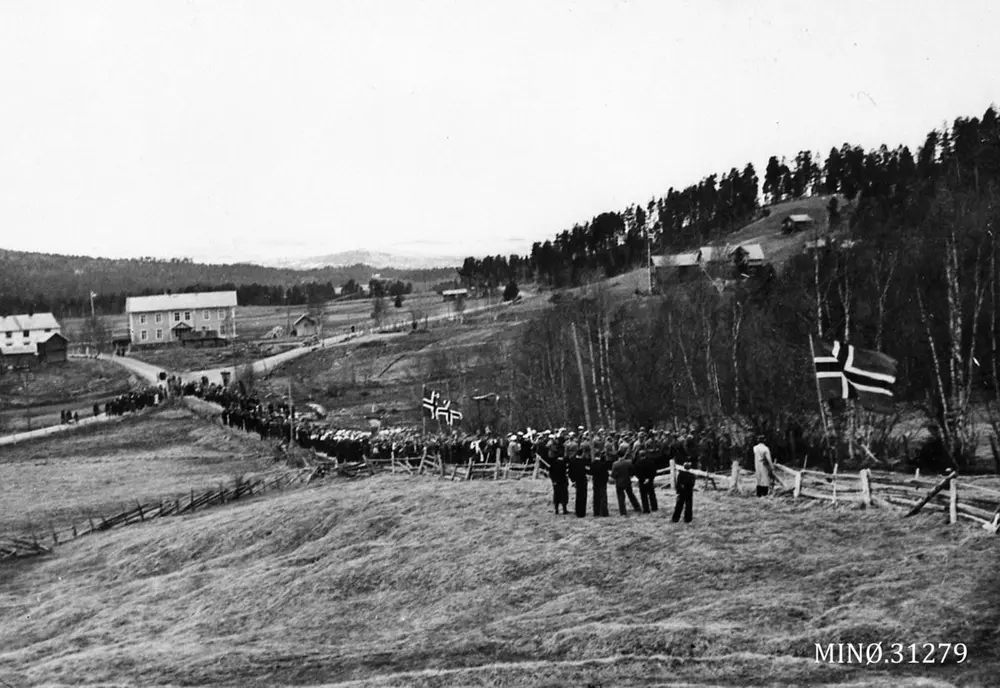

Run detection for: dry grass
[[0, 405, 278, 535], [0, 358, 133, 408], [0, 475, 996, 686]]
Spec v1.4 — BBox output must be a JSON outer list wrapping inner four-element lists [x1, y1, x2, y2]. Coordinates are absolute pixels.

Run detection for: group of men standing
[[543, 429, 695, 523], [545, 431, 779, 523]]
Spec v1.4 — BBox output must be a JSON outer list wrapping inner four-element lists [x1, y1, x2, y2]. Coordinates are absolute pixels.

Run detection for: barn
[[292, 314, 320, 337], [37, 332, 68, 364]]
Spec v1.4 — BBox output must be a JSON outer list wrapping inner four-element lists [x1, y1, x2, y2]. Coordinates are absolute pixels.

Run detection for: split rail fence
[[0, 468, 316, 561]]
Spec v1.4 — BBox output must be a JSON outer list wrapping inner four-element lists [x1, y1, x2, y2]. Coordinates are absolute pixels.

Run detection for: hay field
[[0, 475, 996, 686], [0, 405, 277, 535]]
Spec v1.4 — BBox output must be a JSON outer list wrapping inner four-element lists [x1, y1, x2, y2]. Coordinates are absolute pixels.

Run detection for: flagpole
[[808, 334, 831, 468]]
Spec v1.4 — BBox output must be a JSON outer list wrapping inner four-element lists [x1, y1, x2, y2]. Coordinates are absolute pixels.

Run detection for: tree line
[[0, 250, 454, 318], [471, 105, 1000, 471]]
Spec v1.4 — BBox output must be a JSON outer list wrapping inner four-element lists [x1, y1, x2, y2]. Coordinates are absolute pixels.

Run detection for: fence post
[[533, 456, 540, 480], [860, 468, 871, 506], [731, 460, 740, 494], [191, 489, 197, 512], [949, 476, 958, 524], [466, 455, 474, 481], [832, 463, 838, 504], [51, 523, 58, 546], [793, 471, 802, 499]]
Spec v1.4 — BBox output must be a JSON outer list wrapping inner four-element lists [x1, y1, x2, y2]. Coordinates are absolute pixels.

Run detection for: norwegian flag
[[435, 400, 463, 426], [813, 339, 898, 411], [422, 389, 441, 418]]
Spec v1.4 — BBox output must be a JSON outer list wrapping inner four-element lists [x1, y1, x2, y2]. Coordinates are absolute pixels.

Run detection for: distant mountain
[[263, 249, 463, 271]]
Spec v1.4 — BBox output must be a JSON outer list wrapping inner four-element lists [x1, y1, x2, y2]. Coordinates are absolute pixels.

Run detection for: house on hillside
[[125, 291, 237, 346], [653, 252, 700, 281], [730, 243, 766, 275], [0, 313, 62, 350], [782, 214, 815, 234], [291, 314, 320, 337]]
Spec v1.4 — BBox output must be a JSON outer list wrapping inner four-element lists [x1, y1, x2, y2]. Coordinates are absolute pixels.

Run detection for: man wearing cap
[[754, 434, 777, 497], [673, 461, 696, 523]]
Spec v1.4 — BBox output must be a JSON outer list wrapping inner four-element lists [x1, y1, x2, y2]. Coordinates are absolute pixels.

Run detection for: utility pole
[[89, 291, 96, 320], [288, 380, 294, 446]]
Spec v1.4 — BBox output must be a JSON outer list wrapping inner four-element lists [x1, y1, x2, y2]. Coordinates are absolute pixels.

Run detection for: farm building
[[782, 214, 815, 233], [0, 344, 40, 370], [125, 291, 237, 346], [653, 252, 700, 279], [178, 329, 228, 348], [37, 332, 68, 364], [0, 312, 62, 351], [442, 288, 469, 302], [291, 314, 320, 337]]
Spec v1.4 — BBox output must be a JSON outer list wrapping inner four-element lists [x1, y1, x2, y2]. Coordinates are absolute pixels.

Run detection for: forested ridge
[[0, 251, 454, 317], [475, 104, 1000, 470]]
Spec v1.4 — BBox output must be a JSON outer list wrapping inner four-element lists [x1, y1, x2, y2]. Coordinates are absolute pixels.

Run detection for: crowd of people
[[170, 379, 785, 525]]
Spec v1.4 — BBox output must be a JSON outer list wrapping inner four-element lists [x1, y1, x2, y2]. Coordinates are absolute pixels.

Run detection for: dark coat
[[548, 455, 568, 484], [610, 458, 634, 487]]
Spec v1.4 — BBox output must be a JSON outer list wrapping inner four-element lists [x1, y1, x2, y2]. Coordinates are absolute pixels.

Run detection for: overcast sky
[[1, 1, 997, 265]]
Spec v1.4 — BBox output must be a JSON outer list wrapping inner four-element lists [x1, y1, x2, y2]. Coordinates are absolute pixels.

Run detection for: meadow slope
[[1, 476, 996, 687]]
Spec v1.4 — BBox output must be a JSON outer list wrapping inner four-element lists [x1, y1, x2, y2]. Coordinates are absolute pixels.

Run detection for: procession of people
[[161, 376, 790, 524]]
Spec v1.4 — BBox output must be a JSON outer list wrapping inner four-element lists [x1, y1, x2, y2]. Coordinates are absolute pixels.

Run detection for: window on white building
[[5, 332, 11, 339], [184, 311, 191, 322], [217, 308, 226, 319], [203, 310, 210, 320], [23, 331, 29, 337], [156, 329, 163, 340], [139, 314, 147, 325], [44, 328, 51, 333], [155, 313, 162, 324], [140, 330, 148, 341], [174, 312, 180, 322]]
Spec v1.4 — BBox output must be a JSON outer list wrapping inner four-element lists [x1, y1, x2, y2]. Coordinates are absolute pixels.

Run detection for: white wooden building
[[0, 313, 63, 352], [125, 291, 238, 345]]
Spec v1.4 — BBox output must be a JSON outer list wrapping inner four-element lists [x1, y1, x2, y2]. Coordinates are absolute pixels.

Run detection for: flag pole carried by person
[[808, 334, 832, 452]]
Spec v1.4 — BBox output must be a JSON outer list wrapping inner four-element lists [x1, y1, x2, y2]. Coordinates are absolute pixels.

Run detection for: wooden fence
[[1, 468, 316, 561]]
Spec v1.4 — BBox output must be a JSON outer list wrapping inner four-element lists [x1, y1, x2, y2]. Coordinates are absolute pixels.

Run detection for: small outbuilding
[[37, 332, 68, 364], [291, 314, 320, 337], [782, 214, 815, 234], [0, 344, 40, 370]]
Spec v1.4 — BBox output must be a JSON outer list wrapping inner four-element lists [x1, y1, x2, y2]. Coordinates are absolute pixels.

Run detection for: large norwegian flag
[[813, 340, 898, 411]]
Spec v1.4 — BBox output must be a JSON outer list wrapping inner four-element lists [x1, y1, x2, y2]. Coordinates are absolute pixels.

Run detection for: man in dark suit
[[610, 452, 642, 516], [567, 440, 589, 518], [673, 461, 696, 523], [547, 442, 569, 515], [590, 449, 610, 517], [635, 448, 658, 513]]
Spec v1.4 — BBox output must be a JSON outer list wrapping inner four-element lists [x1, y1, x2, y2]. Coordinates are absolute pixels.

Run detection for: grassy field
[[0, 474, 996, 686], [0, 358, 133, 408], [0, 404, 277, 535], [252, 307, 530, 429]]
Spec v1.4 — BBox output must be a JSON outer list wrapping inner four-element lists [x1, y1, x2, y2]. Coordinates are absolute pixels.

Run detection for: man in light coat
[[754, 435, 777, 497]]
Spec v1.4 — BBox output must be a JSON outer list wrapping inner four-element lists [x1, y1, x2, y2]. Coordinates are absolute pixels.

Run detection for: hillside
[[0, 248, 456, 318], [1, 475, 996, 686]]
